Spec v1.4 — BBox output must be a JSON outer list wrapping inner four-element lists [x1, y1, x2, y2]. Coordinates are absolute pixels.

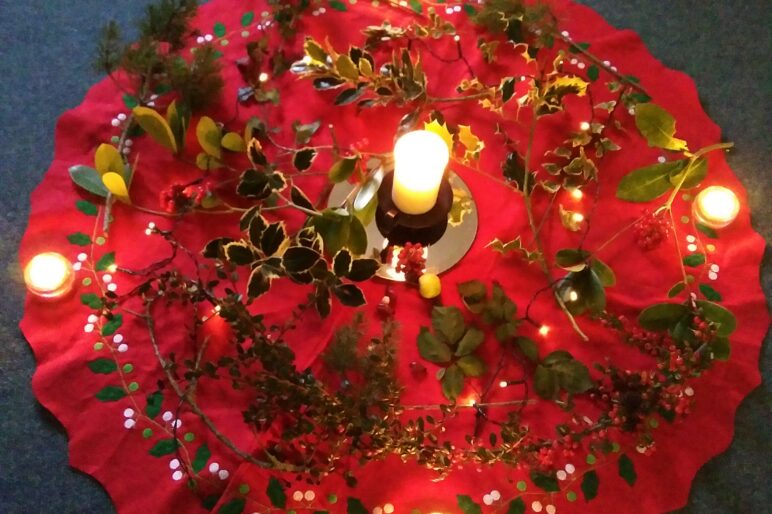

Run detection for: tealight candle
[[392, 130, 450, 215], [693, 186, 740, 229], [23, 252, 75, 300]]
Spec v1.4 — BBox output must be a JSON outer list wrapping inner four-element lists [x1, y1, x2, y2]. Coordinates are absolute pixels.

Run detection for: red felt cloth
[[19, 1, 768, 513]]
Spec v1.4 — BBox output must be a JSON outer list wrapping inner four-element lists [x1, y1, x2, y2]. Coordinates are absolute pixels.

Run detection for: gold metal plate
[[328, 169, 478, 281]]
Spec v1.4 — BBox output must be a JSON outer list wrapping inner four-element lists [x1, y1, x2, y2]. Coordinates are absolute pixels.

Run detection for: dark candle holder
[[374, 172, 453, 247]]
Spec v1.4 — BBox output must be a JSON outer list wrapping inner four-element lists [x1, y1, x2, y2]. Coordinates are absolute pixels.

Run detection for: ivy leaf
[[266, 477, 287, 508], [669, 157, 707, 189], [699, 284, 722, 302], [315, 284, 332, 318], [293, 148, 317, 171], [618, 454, 637, 486], [148, 438, 178, 457], [683, 253, 706, 267], [534, 365, 559, 399], [455, 328, 485, 356], [591, 259, 616, 287], [191, 444, 211, 473], [581, 470, 599, 500], [133, 106, 177, 153], [457, 495, 483, 514], [81, 293, 103, 309], [95, 385, 126, 402], [332, 284, 366, 307], [696, 300, 736, 336], [328, 156, 359, 183], [441, 364, 465, 400], [67, 232, 91, 246], [506, 498, 526, 514], [638, 303, 689, 331], [503, 152, 535, 193], [635, 103, 689, 151], [616, 160, 685, 202], [431, 306, 466, 345], [417, 328, 452, 364], [145, 391, 163, 418], [87, 358, 117, 374], [95, 251, 115, 271], [458, 124, 485, 160], [457, 355, 486, 377], [515, 336, 539, 362], [76, 200, 98, 216], [101, 314, 123, 336], [218, 498, 245, 514], [530, 470, 560, 492], [69, 165, 109, 197]]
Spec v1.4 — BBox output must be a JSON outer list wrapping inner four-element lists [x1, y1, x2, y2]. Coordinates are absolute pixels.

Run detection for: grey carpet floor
[[0, 1, 768, 512]]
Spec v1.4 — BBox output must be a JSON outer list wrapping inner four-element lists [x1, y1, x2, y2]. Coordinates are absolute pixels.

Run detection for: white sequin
[[107, 283, 118, 292], [709, 271, 718, 281], [561, 30, 570, 37], [545, 505, 556, 514], [532, 501, 543, 512], [123, 408, 134, 418], [172, 470, 184, 481], [113, 334, 124, 343], [123, 419, 136, 429], [684, 386, 695, 397], [117, 113, 127, 121], [687, 244, 698, 252], [658, 156, 667, 163], [305, 490, 316, 501], [383, 504, 394, 514], [196, 36, 205, 44], [603, 60, 611, 66], [88, 314, 99, 323], [453, 5, 461, 12], [293, 491, 304, 501], [218, 469, 229, 480], [204, 34, 214, 42], [125, 139, 133, 147], [84, 324, 94, 333], [373, 508, 383, 514], [565, 463, 576, 474], [577, 62, 586, 69], [73, 262, 82, 271], [172, 419, 182, 429], [169, 459, 180, 469], [208, 462, 220, 473], [710, 264, 720, 273], [483, 494, 493, 505], [77, 253, 88, 262], [102, 274, 112, 283], [686, 235, 696, 243], [490, 490, 501, 501], [117, 344, 129, 353], [570, 58, 578, 65], [111, 119, 120, 127], [556, 470, 568, 480], [162, 411, 174, 422]]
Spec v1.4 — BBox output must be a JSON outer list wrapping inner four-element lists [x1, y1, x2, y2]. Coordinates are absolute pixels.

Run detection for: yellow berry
[[418, 273, 441, 299]]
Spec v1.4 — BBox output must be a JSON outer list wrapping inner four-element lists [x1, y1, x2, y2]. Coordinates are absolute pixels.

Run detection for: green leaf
[[148, 438, 178, 457], [261, 222, 288, 257], [408, 0, 423, 13], [347, 259, 378, 282], [266, 477, 287, 508], [638, 303, 689, 331], [457, 495, 482, 514], [333, 249, 352, 277], [709, 336, 730, 360], [696, 222, 718, 239], [312, 209, 350, 256], [218, 498, 245, 514], [417, 328, 452, 363], [347, 215, 367, 255], [455, 328, 485, 356], [282, 246, 320, 273], [587, 65, 599, 81], [634, 103, 689, 151], [241, 11, 254, 27], [145, 391, 163, 418], [506, 498, 526, 514], [699, 284, 722, 302], [69, 165, 109, 197], [618, 454, 637, 486], [515, 336, 539, 362], [293, 148, 317, 171], [87, 358, 117, 374], [76, 200, 98, 216], [457, 280, 487, 313], [247, 267, 273, 299], [530, 470, 560, 492], [591, 259, 616, 287], [431, 306, 466, 345], [563, 268, 606, 316], [290, 185, 315, 211], [224, 242, 255, 265], [457, 355, 486, 377], [191, 444, 211, 473], [122, 94, 139, 109], [328, 156, 359, 183], [667, 282, 685, 298], [334, 87, 366, 106], [67, 232, 91, 246], [616, 160, 685, 202], [95, 385, 126, 402], [534, 365, 559, 399], [329, 0, 348, 12], [696, 300, 737, 336], [555, 248, 590, 271], [553, 359, 594, 394], [683, 253, 706, 267], [332, 283, 366, 307], [335, 54, 359, 81], [101, 314, 123, 336], [581, 470, 599, 501], [213, 22, 226, 38], [346, 498, 368, 514], [221, 132, 245, 152], [196, 116, 222, 159], [95, 251, 116, 271], [669, 157, 707, 189], [81, 293, 103, 309], [441, 364, 465, 400], [133, 106, 177, 153], [95, 143, 124, 175]]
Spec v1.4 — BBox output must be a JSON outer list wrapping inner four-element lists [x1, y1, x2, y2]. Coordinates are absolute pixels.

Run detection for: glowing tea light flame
[[24, 252, 75, 300], [392, 130, 450, 215], [693, 186, 739, 229]]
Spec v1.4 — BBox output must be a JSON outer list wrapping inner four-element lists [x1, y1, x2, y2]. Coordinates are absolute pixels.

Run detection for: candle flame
[[24, 252, 73, 298]]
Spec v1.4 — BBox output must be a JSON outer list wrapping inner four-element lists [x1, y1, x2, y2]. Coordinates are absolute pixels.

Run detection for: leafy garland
[[65, 0, 740, 511]]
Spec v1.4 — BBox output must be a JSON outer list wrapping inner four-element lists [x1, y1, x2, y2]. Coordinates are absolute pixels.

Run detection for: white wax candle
[[392, 130, 450, 215], [693, 186, 740, 229], [24, 252, 75, 299]]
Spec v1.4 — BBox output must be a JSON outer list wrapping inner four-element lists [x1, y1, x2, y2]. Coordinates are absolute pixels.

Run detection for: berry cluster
[[160, 182, 212, 213], [394, 242, 426, 281], [633, 209, 671, 251]]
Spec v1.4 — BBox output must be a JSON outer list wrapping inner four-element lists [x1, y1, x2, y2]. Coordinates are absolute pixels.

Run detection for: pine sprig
[[138, 0, 198, 50]]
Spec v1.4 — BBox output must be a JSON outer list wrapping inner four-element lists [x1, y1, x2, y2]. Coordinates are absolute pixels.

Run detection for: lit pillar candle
[[392, 130, 450, 215], [24, 252, 75, 299], [693, 186, 740, 229]]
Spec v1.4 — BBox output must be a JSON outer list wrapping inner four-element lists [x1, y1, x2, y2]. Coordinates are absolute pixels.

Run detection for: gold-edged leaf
[[423, 119, 453, 154], [457, 124, 484, 160]]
